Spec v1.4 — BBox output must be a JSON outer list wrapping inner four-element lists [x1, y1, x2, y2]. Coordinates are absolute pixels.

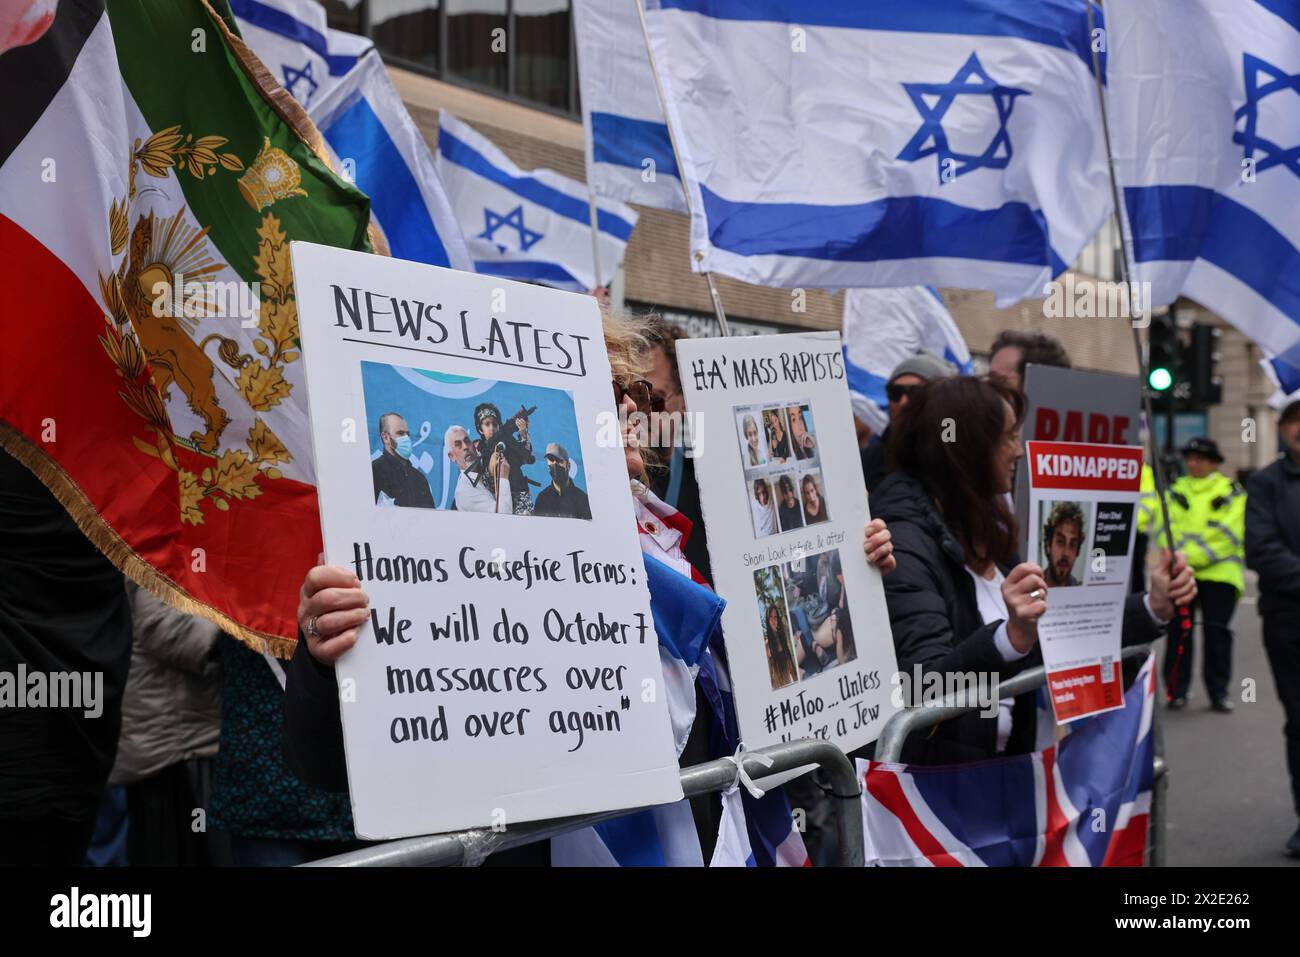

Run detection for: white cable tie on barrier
[[456, 829, 499, 868], [723, 745, 773, 799]]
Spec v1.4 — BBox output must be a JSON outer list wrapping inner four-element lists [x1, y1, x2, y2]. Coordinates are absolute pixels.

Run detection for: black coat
[[869, 471, 1164, 765], [860, 427, 890, 493], [371, 452, 435, 508], [1246, 454, 1300, 616]]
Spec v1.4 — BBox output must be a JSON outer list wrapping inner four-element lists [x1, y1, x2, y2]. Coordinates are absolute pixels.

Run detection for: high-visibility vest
[[1149, 470, 1247, 595], [1136, 464, 1157, 535]]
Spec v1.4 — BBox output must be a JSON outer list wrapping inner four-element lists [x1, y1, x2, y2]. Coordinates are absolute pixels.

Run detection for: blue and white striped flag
[[572, 0, 687, 212], [437, 112, 639, 292], [641, 0, 1111, 305], [842, 287, 971, 433], [231, 0, 473, 272], [551, 554, 719, 867], [1263, 354, 1300, 408], [1110, 0, 1300, 369]]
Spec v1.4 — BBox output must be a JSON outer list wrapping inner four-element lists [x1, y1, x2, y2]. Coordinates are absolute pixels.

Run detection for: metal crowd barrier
[[874, 644, 1168, 866], [305, 737, 864, 867]]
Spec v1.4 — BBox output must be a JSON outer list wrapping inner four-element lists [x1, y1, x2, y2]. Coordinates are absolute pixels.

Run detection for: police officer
[[1157, 437, 1245, 711], [1132, 461, 1156, 593], [1245, 399, 1300, 856]]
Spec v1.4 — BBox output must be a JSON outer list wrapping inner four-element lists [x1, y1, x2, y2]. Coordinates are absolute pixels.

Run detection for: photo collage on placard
[[361, 360, 590, 520], [734, 399, 830, 540], [752, 547, 856, 691]]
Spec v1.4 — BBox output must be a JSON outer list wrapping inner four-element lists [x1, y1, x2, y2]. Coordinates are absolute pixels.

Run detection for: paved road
[[1160, 578, 1299, 866]]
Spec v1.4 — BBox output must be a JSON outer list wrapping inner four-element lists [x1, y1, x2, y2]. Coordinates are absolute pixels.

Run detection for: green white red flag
[[0, 0, 380, 651]]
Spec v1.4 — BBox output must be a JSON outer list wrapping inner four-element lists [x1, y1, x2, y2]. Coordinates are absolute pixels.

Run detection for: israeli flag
[[1109, 0, 1300, 369], [1263, 354, 1300, 407], [550, 555, 717, 867], [573, 0, 688, 213], [231, 0, 473, 272], [436, 112, 639, 291], [842, 287, 972, 433], [640, 0, 1112, 305]]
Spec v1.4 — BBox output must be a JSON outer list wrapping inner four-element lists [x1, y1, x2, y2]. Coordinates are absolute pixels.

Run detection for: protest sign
[[1025, 441, 1144, 723], [1015, 365, 1142, 552], [290, 241, 681, 838], [677, 332, 899, 755]]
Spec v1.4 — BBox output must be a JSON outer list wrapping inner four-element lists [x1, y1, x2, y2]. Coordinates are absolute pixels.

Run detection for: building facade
[[323, 1, 1280, 477]]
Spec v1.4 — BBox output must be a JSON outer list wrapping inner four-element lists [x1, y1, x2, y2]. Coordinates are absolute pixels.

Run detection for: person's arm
[[282, 631, 349, 792], [281, 561, 370, 792], [126, 580, 220, 675], [1245, 471, 1300, 591]]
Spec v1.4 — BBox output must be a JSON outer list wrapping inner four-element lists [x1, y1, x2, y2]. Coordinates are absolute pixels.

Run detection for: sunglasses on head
[[886, 383, 922, 404], [612, 378, 666, 413]]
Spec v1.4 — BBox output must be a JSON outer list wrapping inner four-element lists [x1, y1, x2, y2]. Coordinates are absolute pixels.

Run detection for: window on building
[[330, 1, 576, 114], [370, 1, 441, 73], [446, 0, 508, 93], [514, 0, 572, 111], [321, 0, 365, 35]]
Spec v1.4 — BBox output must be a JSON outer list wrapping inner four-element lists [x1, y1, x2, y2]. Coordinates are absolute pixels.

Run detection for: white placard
[[290, 241, 682, 838], [1025, 440, 1144, 723], [677, 332, 900, 755]]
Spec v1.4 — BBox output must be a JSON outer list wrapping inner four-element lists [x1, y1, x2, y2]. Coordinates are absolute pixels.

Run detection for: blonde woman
[[742, 413, 764, 467]]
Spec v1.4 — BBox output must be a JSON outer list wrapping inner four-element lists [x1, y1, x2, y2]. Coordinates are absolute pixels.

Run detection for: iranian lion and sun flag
[[0, 0, 379, 652]]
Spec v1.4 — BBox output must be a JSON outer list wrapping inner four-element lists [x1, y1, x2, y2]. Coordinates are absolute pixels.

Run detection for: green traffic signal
[[1149, 367, 1174, 391]]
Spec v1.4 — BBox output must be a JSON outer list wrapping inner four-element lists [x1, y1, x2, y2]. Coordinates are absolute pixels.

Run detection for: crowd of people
[[3, 302, 1299, 866]]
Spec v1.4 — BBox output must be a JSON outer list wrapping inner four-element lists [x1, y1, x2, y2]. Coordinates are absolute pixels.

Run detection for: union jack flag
[[860, 654, 1156, 867]]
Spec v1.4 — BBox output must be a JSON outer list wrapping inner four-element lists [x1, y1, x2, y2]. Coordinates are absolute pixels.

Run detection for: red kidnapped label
[[1049, 664, 1124, 722], [1027, 441, 1143, 492]]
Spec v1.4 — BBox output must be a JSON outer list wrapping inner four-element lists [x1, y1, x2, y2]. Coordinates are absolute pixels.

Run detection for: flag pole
[[634, 0, 732, 337], [586, 187, 604, 293], [1084, 0, 1193, 689]]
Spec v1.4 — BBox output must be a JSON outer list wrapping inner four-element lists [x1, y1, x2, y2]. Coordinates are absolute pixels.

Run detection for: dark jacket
[[0, 450, 132, 825], [860, 427, 890, 493], [869, 471, 1164, 765], [371, 452, 435, 508], [1245, 454, 1300, 616], [282, 633, 349, 793]]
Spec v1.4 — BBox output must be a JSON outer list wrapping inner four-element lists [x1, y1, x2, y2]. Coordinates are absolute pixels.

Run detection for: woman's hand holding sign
[[1002, 561, 1049, 655], [862, 518, 896, 575], [298, 553, 370, 664]]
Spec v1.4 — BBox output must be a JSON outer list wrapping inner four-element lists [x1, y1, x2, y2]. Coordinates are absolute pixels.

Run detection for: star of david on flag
[[1110, 0, 1300, 370], [898, 52, 1030, 183], [437, 112, 637, 292], [282, 59, 319, 106], [479, 205, 544, 253], [231, 0, 473, 272], [639, 0, 1111, 305], [1234, 53, 1300, 179]]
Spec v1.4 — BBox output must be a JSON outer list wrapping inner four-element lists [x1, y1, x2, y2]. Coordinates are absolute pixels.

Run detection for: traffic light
[[1186, 322, 1223, 406], [1147, 313, 1179, 393]]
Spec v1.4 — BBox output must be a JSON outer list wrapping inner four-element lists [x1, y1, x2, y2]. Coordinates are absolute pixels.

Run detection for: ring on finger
[[1029, 588, 1044, 601], [308, 615, 320, 638]]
